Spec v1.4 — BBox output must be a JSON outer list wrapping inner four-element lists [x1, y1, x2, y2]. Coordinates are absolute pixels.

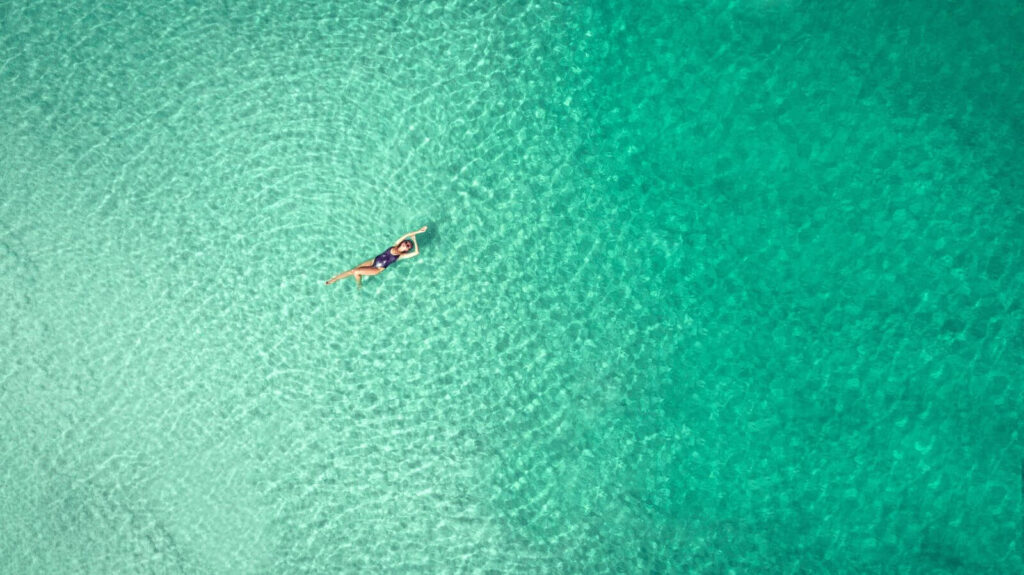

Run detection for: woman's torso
[[372, 246, 399, 269]]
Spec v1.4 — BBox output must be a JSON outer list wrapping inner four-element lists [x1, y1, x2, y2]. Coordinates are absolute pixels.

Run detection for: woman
[[326, 226, 427, 288]]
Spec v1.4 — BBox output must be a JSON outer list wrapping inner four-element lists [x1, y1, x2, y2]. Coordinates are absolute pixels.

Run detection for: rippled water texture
[[2, 0, 1022, 573]]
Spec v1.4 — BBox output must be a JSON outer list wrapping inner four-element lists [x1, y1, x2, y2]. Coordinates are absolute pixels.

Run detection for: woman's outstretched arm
[[394, 226, 428, 246]]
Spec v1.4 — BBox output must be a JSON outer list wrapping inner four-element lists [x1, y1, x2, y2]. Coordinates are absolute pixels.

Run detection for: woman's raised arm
[[394, 226, 428, 246]]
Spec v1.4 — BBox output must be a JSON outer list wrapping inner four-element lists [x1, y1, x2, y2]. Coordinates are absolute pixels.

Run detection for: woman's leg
[[351, 265, 382, 288], [326, 260, 376, 285]]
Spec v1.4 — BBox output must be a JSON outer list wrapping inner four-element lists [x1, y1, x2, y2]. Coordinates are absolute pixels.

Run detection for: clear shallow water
[[1, 0, 1021, 573]]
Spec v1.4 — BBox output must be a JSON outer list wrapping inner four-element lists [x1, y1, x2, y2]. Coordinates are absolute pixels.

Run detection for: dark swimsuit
[[372, 247, 400, 269]]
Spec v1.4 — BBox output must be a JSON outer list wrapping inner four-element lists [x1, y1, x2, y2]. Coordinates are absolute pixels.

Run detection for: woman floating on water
[[325, 226, 427, 288]]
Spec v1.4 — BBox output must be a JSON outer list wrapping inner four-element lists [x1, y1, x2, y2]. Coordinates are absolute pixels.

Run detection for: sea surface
[[1, 0, 1021, 573]]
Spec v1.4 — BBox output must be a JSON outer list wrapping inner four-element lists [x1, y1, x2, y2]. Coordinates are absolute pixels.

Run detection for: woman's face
[[398, 241, 412, 253]]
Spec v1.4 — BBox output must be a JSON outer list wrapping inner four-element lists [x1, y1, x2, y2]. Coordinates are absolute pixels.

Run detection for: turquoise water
[[2, 0, 1022, 572]]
